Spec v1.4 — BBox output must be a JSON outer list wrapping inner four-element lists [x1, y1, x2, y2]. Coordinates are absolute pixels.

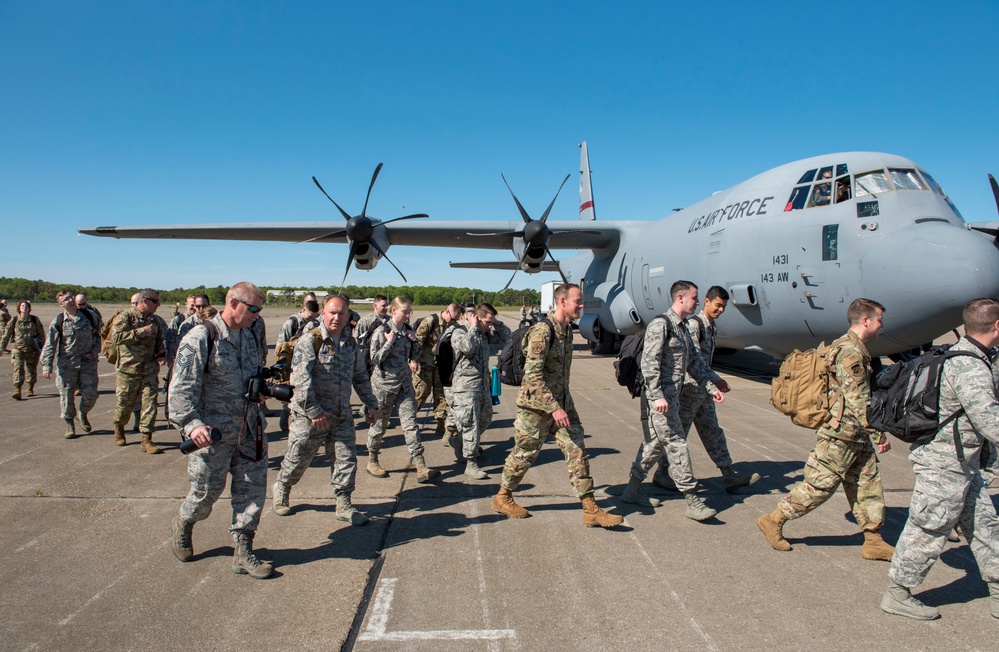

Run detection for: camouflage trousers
[[653, 384, 734, 479], [777, 434, 885, 529], [54, 360, 99, 420], [113, 369, 159, 434], [11, 349, 39, 390], [367, 384, 424, 457], [413, 364, 447, 422], [449, 389, 493, 459], [500, 406, 594, 499], [631, 391, 698, 492], [889, 465, 999, 588], [277, 411, 358, 496], [178, 429, 268, 535]]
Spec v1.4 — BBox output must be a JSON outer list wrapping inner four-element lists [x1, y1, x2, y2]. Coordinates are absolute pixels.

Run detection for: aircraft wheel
[[592, 321, 616, 355]]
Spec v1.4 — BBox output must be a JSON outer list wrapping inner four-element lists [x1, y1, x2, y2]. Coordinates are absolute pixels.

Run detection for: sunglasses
[[236, 297, 262, 314]]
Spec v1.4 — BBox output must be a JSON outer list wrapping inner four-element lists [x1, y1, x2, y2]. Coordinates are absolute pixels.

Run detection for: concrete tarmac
[[0, 305, 995, 651]]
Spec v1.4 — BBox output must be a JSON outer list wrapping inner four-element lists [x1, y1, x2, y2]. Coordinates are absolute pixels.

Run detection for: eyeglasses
[[145, 298, 160, 305], [236, 297, 262, 314], [60, 297, 75, 305]]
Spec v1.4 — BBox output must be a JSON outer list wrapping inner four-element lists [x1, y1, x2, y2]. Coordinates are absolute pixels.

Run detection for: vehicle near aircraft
[[80, 143, 999, 357]]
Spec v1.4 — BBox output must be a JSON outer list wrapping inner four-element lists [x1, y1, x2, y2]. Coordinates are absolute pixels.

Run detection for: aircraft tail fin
[[578, 141, 596, 221]]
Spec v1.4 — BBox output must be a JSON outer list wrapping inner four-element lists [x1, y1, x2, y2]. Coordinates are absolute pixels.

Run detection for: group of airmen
[[2, 280, 997, 620]]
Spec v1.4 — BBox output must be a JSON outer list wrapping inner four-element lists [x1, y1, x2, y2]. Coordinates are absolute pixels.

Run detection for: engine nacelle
[[511, 238, 547, 273], [579, 281, 643, 354], [352, 226, 390, 271]]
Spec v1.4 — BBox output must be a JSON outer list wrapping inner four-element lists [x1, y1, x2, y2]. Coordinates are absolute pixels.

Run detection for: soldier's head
[[670, 280, 699, 319], [18, 300, 31, 316], [847, 298, 885, 342], [475, 304, 497, 332], [193, 294, 211, 311], [135, 289, 161, 316], [224, 282, 264, 330], [184, 294, 196, 315], [552, 283, 583, 323], [75, 294, 89, 309], [303, 300, 320, 320], [303, 292, 318, 309], [130, 293, 140, 308], [388, 297, 412, 326], [323, 295, 349, 337], [56, 291, 77, 312], [442, 303, 460, 324], [373, 295, 389, 318], [0, 299, 6, 310], [963, 298, 999, 344], [462, 301, 476, 322], [703, 286, 729, 321]]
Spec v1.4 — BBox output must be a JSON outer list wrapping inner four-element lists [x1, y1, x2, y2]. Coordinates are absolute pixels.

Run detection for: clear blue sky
[[2, 1, 997, 292]]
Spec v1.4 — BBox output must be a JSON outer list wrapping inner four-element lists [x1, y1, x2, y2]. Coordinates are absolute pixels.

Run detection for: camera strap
[[237, 402, 265, 463]]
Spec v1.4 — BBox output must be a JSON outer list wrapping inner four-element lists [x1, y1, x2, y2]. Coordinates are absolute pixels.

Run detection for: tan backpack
[[770, 341, 845, 430], [99, 310, 127, 365]]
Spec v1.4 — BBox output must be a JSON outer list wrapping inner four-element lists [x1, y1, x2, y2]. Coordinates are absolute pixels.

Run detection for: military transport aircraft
[[80, 143, 999, 357]]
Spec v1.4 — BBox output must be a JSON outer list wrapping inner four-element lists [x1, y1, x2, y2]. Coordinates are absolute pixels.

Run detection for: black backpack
[[867, 346, 987, 445], [497, 319, 555, 386], [435, 324, 465, 387], [614, 315, 671, 398]]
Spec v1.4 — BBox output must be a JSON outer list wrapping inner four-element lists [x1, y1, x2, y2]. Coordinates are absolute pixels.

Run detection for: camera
[[245, 363, 294, 402], [179, 426, 222, 455]]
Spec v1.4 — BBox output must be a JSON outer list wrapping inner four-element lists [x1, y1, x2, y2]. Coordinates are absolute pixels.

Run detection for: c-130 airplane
[[80, 142, 999, 358]]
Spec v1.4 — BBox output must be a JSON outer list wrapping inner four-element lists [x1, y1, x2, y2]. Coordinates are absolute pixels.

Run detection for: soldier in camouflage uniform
[[168, 282, 273, 579], [1, 300, 45, 400], [758, 298, 895, 561], [366, 297, 439, 482], [446, 303, 505, 480], [412, 303, 460, 438], [653, 286, 759, 494], [40, 291, 101, 438], [355, 294, 389, 375], [881, 298, 999, 620], [272, 295, 379, 525], [110, 289, 166, 452], [624, 281, 729, 521], [0, 299, 11, 335], [491, 283, 622, 528]]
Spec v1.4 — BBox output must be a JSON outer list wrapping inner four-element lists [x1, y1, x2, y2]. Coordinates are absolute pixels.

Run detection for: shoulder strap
[[692, 315, 706, 341], [310, 326, 323, 355], [202, 320, 220, 374]]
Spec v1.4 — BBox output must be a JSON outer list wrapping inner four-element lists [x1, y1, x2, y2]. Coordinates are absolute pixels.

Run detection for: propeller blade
[[312, 176, 352, 221], [339, 241, 359, 292], [367, 238, 408, 283], [544, 246, 569, 284], [539, 174, 571, 223], [467, 230, 523, 237], [501, 174, 533, 224], [990, 174, 999, 216], [378, 213, 429, 227], [361, 163, 383, 219], [297, 229, 347, 244], [500, 266, 520, 292]]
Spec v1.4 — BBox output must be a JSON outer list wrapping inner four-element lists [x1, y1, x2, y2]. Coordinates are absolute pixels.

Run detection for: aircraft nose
[[861, 222, 999, 349]]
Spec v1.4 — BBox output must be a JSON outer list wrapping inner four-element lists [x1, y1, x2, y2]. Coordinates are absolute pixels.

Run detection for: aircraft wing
[[448, 260, 563, 271]]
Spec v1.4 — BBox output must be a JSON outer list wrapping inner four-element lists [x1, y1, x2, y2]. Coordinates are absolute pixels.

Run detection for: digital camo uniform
[[274, 323, 378, 523], [170, 314, 268, 536], [631, 310, 722, 492], [413, 313, 447, 433], [251, 316, 268, 367], [40, 309, 100, 431], [448, 323, 504, 464], [110, 307, 164, 443], [500, 318, 595, 498], [887, 337, 999, 603], [2, 313, 45, 398], [355, 311, 384, 374], [277, 312, 321, 347], [367, 321, 425, 459]]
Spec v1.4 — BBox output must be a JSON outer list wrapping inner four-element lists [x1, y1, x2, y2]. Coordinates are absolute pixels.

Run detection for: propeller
[[306, 163, 428, 289], [990, 173, 999, 215]]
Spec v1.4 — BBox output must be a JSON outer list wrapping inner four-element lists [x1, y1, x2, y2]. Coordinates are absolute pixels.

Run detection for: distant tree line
[[0, 277, 541, 308]]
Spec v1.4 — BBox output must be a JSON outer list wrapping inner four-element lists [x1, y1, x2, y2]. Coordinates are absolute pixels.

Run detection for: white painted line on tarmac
[[358, 578, 517, 643]]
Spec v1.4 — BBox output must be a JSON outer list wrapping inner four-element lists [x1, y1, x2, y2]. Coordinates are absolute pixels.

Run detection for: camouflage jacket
[[817, 331, 885, 445], [369, 320, 420, 391], [168, 313, 263, 439], [110, 307, 164, 375], [355, 312, 384, 341], [683, 311, 717, 389], [642, 309, 720, 402], [278, 312, 320, 345], [414, 313, 444, 367], [289, 323, 377, 421], [40, 310, 99, 372], [1, 314, 45, 354], [911, 336, 999, 474], [516, 317, 573, 414], [0, 307, 10, 333], [450, 324, 504, 393], [167, 311, 188, 358]]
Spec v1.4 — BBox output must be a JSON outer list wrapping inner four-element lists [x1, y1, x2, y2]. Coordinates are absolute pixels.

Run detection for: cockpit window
[[835, 176, 851, 203], [836, 164, 849, 177], [797, 169, 817, 184], [787, 163, 849, 211], [888, 168, 928, 191], [808, 182, 832, 207], [920, 170, 944, 196], [817, 166, 834, 181], [785, 186, 809, 211], [854, 170, 893, 197]]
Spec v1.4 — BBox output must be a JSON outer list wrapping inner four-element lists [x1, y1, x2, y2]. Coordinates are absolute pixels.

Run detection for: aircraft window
[[920, 170, 944, 195], [817, 166, 834, 181], [836, 163, 848, 176], [835, 177, 851, 203], [822, 224, 838, 261], [808, 182, 832, 207], [797, 169, 817, 184], [857, 201, 879, 218], [854, 169, 893, 197], [888, 168, 928, 191], [785, 185, 810, 211]]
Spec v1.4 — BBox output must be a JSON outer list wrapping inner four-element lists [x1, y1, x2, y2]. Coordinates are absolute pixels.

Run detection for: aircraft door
[[640, 263, 655, 310], [796, 223, 844, 315]]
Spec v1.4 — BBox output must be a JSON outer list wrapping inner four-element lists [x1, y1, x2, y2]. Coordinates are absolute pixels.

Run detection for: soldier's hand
[[366, 407, 379, 425], [409, 361, 418, 373], [189, 425, 213, 449], [710, 389, 725, 404], [654, 397, 669, 414], [385, 330, 396, 345], [142, 324, 154, 336], [42, 369, 52, 379], [311, 412, 330, 431], [877, 440, 891, 454], [467, 313, 478, 329], [716, 379, 731, 392], [406, 330, 418, 342], [552, 407, 570, 429]]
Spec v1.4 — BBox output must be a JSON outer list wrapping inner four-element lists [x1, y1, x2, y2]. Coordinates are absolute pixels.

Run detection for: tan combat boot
[[366, 452, 388, 478], [63, 419, 76, 440], [170, 517, 194, 562], [272, 481, 291, 516], [581, 495, 623, 528], [232, 532, 273, 579], [757, 508, 792, 551], [492, 487, 529, 518], [26, 383, 35, 397], [335, 493, 369, 526], [12, 387, 21, 400], [113, 424, 127, 446], [79, 412, 92, 433], [861, 530, 895, 561], [140, 433, 163, 454], [413, 454, 440, 483]]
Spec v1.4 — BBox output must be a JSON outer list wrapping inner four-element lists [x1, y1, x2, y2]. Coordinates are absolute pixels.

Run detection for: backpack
[[770, 341, 843, 429], [412, 312, 439, 335], [356, 316, 385, 370], [100, 310, 127, 365], [614, 315, 671, 398], [497, 319, 555, 386], [435, 324, 465, 387], [273, 315, 318, 374], [867, 347, 985, 445]]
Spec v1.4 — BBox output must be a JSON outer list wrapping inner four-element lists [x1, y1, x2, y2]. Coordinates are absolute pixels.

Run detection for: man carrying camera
[[272, 295, 379, 525], [169, 282, 273, 579]]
